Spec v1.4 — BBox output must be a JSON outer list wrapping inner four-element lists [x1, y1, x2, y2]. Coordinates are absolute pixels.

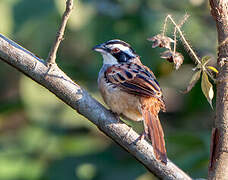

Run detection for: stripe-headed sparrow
[[93, 39, 167, 164]]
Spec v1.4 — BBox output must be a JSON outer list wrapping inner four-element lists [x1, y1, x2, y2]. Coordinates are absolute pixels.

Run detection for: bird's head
[[92, 39, 138, 65]]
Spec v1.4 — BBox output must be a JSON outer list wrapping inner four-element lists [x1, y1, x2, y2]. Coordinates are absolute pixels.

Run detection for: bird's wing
[[105, 63, 162, 99], [105, 63, 167, 163]]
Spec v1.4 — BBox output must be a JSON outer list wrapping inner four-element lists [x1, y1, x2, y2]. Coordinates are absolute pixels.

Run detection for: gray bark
[[208, 0, 228, 179]]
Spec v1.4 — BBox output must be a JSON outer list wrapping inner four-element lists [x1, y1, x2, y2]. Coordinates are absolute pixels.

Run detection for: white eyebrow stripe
[[107, 44, 129, 50], [107, 44, 135, 57]]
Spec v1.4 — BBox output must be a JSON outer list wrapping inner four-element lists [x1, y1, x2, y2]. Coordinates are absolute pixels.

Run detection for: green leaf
[[201, 71, 214, 108], [183, 70, 202, 93], [201, 56, 211, 66], [196, 56, 211, 70]]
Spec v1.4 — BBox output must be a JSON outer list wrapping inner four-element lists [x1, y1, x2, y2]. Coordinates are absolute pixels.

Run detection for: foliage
[[148, 15, 217, 108], [0, 0, 216, 179]]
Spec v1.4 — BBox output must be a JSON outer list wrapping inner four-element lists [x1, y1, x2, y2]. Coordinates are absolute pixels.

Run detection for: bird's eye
[[111, 48, 120, 53]]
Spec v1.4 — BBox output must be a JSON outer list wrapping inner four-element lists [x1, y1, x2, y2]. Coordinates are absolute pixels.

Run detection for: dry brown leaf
[[148, 34, 174, 49], [160, 50, 184, 69], [173, 52, 184, 70], [160, 50, 174, 61]]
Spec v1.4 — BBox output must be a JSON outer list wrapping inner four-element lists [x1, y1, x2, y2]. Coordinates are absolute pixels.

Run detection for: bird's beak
[[92, 43, 107, 53]]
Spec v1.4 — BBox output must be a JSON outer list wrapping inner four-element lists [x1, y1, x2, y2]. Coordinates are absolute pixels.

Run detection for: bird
[[92, 39, 167, 164]]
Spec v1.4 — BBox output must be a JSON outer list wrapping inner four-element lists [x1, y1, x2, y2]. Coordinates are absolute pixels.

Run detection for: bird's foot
[[138, 130, 147, 141], [133, 131, 147, 145]]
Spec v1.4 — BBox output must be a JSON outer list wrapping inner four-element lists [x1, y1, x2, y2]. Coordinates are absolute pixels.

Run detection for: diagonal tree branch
[[0, 33, 192, 180]]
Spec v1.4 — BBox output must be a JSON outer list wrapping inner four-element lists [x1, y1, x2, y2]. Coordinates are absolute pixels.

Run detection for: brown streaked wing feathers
[[105, 63, 162, 98]]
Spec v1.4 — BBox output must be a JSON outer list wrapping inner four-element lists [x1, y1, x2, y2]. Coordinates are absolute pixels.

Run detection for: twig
[[163, 15, 217, 83], [46, 0, 74, 66], [162, 15, 169, 36], [0, 33, 192, 180], [173, 27, 177, 54], [178, 14, 190, 28], [166, 15, 201, 65]]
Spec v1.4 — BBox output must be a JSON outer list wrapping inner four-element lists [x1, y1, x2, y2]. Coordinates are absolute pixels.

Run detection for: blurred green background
[[0, 0, 217, 179]]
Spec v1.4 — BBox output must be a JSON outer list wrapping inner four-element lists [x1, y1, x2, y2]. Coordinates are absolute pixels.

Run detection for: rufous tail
[[141, 98, 167, 164]]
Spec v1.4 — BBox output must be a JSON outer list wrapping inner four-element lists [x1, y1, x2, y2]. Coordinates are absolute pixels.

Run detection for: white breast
[[98, 65, 142, 121]]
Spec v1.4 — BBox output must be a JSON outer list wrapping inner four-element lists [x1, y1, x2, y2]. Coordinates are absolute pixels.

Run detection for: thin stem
[[166, 15, 202, 65], [46, 0, 74, 66], [162, 15, 169, 36], [178, 14, 190, 28], [173, 27, 177, 54]]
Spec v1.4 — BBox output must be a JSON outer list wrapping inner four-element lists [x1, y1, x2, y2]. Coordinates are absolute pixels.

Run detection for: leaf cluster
[[148, 15, 218, 108]]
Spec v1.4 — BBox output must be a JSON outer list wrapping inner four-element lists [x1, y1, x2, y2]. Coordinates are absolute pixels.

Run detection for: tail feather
[[141, 99, 167, 164]]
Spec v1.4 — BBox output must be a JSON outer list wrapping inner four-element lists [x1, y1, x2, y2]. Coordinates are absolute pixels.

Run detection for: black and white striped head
[[93, 39, 138, 65]]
